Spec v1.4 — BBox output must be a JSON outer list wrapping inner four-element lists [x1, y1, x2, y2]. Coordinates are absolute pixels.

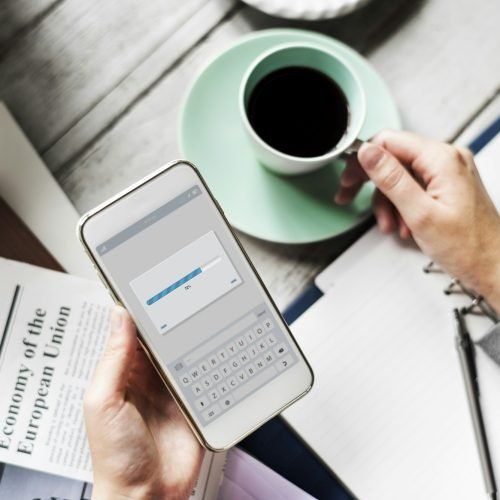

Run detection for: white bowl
[[242, 0, 373, 20]]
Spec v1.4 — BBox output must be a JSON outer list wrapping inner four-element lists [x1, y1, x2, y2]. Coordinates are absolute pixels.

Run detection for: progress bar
[[146, 256, 221, 306]]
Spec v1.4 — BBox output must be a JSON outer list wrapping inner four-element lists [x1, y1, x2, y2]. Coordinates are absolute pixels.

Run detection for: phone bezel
[[77, 160, 314, 451]]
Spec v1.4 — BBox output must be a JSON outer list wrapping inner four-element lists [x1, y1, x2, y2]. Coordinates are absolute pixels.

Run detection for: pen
[[454, 309, 497, 500]]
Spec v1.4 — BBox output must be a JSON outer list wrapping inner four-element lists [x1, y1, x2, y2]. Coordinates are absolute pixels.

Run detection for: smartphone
[[78, 160, 313, 451]]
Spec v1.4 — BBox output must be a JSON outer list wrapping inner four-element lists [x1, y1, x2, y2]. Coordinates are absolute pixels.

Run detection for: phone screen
[[91, 178, 303, 428]]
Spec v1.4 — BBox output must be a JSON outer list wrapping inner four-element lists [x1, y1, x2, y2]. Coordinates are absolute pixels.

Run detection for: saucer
[[179, 29, 401, 244]]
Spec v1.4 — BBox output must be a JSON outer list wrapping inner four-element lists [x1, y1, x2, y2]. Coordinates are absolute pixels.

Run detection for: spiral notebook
[[282, 120, 500, 500]]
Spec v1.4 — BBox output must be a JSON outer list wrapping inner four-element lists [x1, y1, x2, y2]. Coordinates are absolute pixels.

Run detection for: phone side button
[[232, 365, 277, 402], [96, 274, 109, 293], [96, 274, 120, 304]]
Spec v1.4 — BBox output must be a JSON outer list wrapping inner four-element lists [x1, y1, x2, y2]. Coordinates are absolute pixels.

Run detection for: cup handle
[[342, 138, 365, 158]]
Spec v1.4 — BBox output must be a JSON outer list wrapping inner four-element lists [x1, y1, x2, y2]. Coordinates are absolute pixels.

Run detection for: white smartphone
[[78, 160, 313, 451]]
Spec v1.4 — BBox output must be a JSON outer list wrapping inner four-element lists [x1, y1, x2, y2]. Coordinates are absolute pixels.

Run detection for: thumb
[[87, 306, 138, 406], [358, 143, 431, 226]]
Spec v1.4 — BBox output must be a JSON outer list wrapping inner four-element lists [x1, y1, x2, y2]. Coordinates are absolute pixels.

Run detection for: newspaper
[[0, 257, 224, 498]]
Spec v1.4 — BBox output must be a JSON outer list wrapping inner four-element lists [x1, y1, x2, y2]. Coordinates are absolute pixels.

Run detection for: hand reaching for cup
[[335, 129, 500, 311], [84, 306, 204, 500]]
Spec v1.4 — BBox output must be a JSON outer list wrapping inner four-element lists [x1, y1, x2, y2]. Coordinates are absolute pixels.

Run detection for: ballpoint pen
[[454, 309, 497, 500]]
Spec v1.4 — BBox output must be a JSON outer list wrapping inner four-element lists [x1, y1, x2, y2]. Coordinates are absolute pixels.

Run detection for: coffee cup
[[239, 43, 366, 176]]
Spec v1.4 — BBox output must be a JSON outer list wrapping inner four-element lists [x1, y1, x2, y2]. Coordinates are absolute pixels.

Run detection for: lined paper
[[284, 232, 486, 499]]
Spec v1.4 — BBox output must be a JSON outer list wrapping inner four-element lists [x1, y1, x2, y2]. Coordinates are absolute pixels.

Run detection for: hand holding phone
[[84, 306, 205, 499], [78, 160, 313, 450]]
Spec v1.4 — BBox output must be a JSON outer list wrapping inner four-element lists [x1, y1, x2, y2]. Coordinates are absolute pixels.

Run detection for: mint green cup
[[240, 43, 366, 175]]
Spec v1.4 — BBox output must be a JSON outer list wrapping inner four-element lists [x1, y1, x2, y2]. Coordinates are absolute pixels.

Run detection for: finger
[[372, 190, 397, 233], [335, 183, 364, 205], [358, 143, 431, 226], [371, 129, 434, 165], [397, 213, 412, 239], [456, 146, 474, 160], [131, 347, 168, 397], [340, 155, 369, 187], [88, 306, 138, 405], [373, 191, 411, 238], [371, 129, 466, 183], [334, 156, 369, 204]]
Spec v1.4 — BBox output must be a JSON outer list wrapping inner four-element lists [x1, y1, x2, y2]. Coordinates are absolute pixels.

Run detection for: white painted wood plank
[[42, 0, 236, 173], [0, 0, 223, 154], [57, 14, 257, 211], [0, 0, 57, 49], [368, 0, 500, 140]]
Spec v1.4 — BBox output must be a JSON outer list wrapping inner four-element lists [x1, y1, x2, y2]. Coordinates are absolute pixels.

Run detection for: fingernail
[[377, 217, 389, 233], [111, 307, 124, 330], [339, 171, 350, 187], [334, 191, 348, 205], [359, 144, 384, 170]]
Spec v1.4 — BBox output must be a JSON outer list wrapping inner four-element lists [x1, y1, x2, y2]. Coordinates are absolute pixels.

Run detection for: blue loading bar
[[147, 267, 202, 305]]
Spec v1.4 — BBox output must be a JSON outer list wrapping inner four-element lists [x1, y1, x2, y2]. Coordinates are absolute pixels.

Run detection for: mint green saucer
[[180, 29, 401, 244]]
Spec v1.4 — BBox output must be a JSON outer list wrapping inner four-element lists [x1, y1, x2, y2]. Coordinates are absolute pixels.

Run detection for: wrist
[[468, 236, 500, 313], [92, 482, 154, 500], [476, 263, 500, 313]]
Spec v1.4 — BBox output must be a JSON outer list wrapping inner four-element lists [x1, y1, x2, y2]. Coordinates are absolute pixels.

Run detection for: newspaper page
[[0, 258, 224, 498]]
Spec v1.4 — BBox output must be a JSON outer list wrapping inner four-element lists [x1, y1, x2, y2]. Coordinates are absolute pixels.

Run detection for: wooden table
[[1, 0, 499, 311]]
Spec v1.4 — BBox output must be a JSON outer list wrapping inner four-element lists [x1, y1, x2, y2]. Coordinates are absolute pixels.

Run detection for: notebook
[[0, 103, 94, 279], [282, 121, 500, 500]]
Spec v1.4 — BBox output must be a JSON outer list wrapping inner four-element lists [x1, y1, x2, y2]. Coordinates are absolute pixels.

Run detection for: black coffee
[[247, 66, 349, 158]]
